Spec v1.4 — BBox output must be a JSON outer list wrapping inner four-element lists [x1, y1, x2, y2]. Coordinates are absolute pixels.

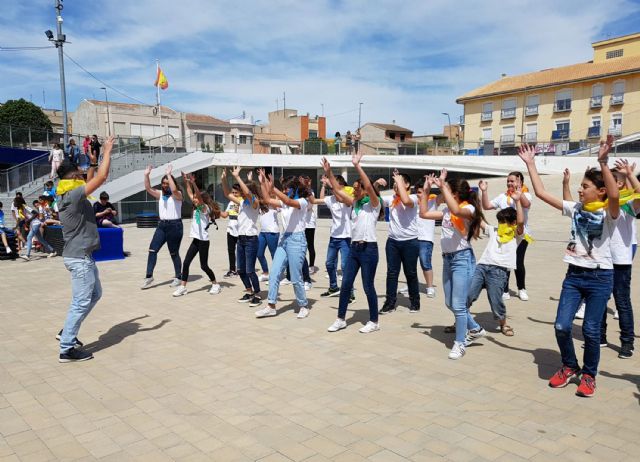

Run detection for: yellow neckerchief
[[497, 223, 517, 243], [582, 200, 606, 213], [343, 186, 355, 197], [506, 185, 529, 205], [582, 190, 640, 213], [56, 179, 86, 196], [449, 201, 469, 235]]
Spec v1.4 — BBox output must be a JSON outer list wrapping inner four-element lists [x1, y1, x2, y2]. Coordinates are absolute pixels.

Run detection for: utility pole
[[283, 92, 286, 112], [101, 87, 111, 136], [46, 0, 69, 146], [358, 102, 363, 129]]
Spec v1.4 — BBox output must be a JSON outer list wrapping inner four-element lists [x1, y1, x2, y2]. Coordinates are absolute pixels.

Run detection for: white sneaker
[[359, 321, 380, 333], [426, 287, 436, 298], [398, 285, 409, 294], [448, 341, 466, 360], [297, 307, 310, 319], [280, 278, 292, 285], [255, 307, 277, 318], [141, 277, 154, 289], [502, 292, 511, 301], [327, 319, 347, 332], [575, 303, 586, 319], [209, 283, 221, 295], [172, 286, 188, 297], [304, 281, 312, 291], [259, 274, 269, 282], [518, 289, 529, 301], [309, 266, 319, 275], [5, 247, 11, 254], [20, 255, 30, 261], [464, 327, 487, 346], [47, 252, 57, 258], [169, 278, 181, 288], [613, 310, 619, 320]]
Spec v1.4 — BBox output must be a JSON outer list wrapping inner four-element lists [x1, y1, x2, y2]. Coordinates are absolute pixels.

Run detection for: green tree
[[0, 99, 53, 145]]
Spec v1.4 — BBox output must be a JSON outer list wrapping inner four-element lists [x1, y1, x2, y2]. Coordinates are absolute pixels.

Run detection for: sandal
[[444, 325, 456, 334], [500, 325, 515, 336]]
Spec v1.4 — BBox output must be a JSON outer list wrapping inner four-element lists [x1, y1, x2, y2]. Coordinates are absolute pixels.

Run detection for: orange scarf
[[391, 195, 402, 208], [506, 185, 529, 205], [449, 201, 469, 235]]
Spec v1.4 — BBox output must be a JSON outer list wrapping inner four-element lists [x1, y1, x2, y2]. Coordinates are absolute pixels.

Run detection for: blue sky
[[1, 0, 639, 137]]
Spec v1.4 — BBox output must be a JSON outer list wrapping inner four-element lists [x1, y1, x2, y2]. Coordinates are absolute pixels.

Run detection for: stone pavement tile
[[366, 449, 409, 462], [0, 455, 19, 462], [47, 440, 92, 460], [75, 429, 122, 459], [256, 453, 294, 462], [303, 435, 348, 458], [0, 407, 30, 436], [375, 435, 422, 458], [163, 442, 200, 459], [129, 449, 175, 462], [206, 445, 253, 461], [409, 448, 446, 461], [491, 435, 540, 459], [273, 442, 317, 461], [458, 437, 506, 460]]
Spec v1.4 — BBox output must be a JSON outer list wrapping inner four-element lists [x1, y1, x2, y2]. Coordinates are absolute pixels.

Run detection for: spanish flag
[[154, 67, 168, 90]]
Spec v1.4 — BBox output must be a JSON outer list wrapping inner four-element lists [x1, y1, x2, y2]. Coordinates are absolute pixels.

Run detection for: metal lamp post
[[45, 0, 68, 146], [100, 87, 111, 136]]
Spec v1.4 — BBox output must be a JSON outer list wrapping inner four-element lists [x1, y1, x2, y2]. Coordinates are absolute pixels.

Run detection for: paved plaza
[[1, 175, 639, 462]]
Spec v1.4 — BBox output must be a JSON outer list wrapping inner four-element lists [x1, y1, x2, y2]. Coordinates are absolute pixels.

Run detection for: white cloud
[[1, 0, 637, 136]]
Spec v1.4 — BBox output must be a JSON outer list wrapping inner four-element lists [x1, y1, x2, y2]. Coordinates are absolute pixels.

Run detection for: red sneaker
[[548, 366, 580, 388], [576, 374, 596, 397]]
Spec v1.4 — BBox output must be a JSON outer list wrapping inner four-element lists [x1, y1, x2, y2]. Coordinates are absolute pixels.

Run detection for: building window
[[611, 80, 625, 105], [501, 125, 515, 144], [308, 130, 318, 139], [554, 89, 572, 112], [400, 134, 406, 142], [588, 116, 601, 138], [196, 133, 205, 143], [501, 98, 516, 119], [606, 49, 624, 59], [610, 113, 623, 136], [481, 128, 492, 141], [231, 135, 236, 144], [525, 95, 539, 116], [525, 123, 537, 142], [239, 135, 247, 144], [590, 83, 604, 108], [552, 120, 570, 140], [214, 134, 223, 146], [481, 102, 493, 121]]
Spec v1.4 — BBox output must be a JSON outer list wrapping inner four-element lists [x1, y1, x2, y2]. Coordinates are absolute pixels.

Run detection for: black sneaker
[[238, 293, 253, 303], [55, 329, 84, 348], [59, 348, 93, 363], [320, 287, 340, 298], [619, 343, 634, 359], [249, 295, 262, 307], [224, 270, 238, 279], [379, 302, 396, 315], [409, 306, 420, 313]]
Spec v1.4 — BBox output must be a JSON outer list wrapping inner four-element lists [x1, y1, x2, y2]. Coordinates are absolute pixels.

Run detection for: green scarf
[[195, 204, 204, 224], [354, 195, 380, 215]]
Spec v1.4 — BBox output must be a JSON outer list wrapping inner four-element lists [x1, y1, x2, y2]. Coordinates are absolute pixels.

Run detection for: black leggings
[[181, 239, 216, 282], [505, 240, 529, 292], [305, 227, 316, 267], [227, 233, 238, 271]]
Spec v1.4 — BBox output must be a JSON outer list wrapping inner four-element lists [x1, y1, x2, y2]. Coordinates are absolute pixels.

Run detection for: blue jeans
[[385, 238, 420, 309], [555, 265, 613, 377], [443, 249, 480, 344], [257, 232, 279, 273], [146, 219, 183, 279], [338, 242, 379, 322], [60, 256, 102, 352], [326, 237, 351, 290], [601, 264, 634, 346], [26, 222, 54, 256], [468, 264, 509, 320], [418, 240, 434, 271], [267, 232, 307, 307], [237, 235, 260, 293]]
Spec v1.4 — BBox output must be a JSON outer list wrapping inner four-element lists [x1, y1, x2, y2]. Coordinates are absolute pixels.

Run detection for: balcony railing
[[524, 132, 537, 142], [524, 105, 538, 116], [554, 100, 572, 112], [590, 96, 603, 108], [610, 93, 624, 105], [608, 126, 622, 136], [587, 126, 601, 138], [501, 108, 516, 119], [551, 129, 569, 140], [500, 134, 515, 144], [481, 112, 493, 121]]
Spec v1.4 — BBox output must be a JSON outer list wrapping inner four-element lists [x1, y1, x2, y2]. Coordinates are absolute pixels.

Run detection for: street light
[[441, 112, 452, 137], [45, 0, 69, 146], [100, 87, 111, 136]]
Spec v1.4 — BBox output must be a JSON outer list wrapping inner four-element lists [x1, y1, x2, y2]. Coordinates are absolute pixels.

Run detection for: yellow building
[[457, 32, 640, 154]]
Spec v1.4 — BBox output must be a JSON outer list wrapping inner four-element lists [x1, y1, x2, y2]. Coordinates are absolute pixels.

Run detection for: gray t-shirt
[[59, 186, 100, 257]]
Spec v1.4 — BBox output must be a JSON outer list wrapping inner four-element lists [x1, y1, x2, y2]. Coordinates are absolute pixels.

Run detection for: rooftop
[[366, 122, 414, 133], [184, 113, 229, 126]]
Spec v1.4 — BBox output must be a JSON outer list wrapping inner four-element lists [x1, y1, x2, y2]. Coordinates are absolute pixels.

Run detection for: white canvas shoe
[[255, 307, 277, 318], [426, 287, 436, 298], [172, 286, 188, 297], [448, 341, 466, 360], [209, 284, 221, 295], [359, 321, 380, 334], [518, 289, 529, 301], [169, 278, 181, 288], [327, 319, 347, 332], [141, 277, 154, 289], [297, 307, 310, 319]]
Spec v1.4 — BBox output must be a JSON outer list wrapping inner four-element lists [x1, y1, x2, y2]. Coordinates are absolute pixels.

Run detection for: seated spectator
[[21, 201, 56, 260], [0, 201, 13, 254], [93, 192, 119, 228], [40, 195, 61, 226], [12, 196, 30, 251]]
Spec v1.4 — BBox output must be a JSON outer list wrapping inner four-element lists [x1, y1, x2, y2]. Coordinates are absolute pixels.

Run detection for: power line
[[325, 107, 359, 118], [0, 46, 55, 51], [63, 51, 151, 106]]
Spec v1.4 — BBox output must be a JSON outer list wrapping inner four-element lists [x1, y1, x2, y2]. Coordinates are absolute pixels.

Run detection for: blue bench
[[93, 227, 125, 262]]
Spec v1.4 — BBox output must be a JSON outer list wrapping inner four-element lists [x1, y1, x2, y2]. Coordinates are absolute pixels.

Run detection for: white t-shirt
[[478, 226, 522, 270], [562, 200, 616, 269], [281, 198, 309, 233], [610, 208, 638, 265], [50, 148, 64, 162], [324, 195, 352, 239], [491, 192, 533, 235], [237, 199, 259, 236], [260, 208, 280, 233], [158, 196, 182, 220], [190, 205, 210, 241], [382, 194, 419, 241], [225, 202, 239, 237], [351, 198, 381, 242], [418, 196, 438, 242], [440, 204, 475, 254], [305, 194, 317, 229]]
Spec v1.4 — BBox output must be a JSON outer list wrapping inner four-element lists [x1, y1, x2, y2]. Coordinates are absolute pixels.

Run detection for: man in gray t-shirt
[[56, 136, 114, 363]]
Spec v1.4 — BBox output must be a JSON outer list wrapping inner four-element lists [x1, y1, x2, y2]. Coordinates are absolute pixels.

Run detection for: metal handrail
[[0, 152, 50, 174]]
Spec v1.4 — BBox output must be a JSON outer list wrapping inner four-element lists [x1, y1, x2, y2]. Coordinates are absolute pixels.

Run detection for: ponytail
[[447, 178, 485, 240]]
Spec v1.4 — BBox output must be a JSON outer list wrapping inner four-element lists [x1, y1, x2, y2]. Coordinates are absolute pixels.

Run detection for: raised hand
[[510, 186, 522, 202], [517, 144, 536, 164], [562, 168, 570, 185], [221, 168, 227, 180], [247, 170, 253, 181], [425, 173, 437, 186], [614, 158, 635, 177], [257, 168, 266, 183], [166, 164, 173, 176], [598, 135, 614, 163], [439, 168, 448, 182], [478, 179, 488, 191], [144, 165, 152, 176], [232, 166, 241, 177], [374, 178, 387, 188], [391, 169, 404, 188], [321, 157, 331, 173], [351, 149, 363, 166]]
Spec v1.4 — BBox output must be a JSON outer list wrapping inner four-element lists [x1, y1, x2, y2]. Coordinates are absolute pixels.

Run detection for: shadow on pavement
[[486, 336, 561, 380], [84, 315, 171, 353]]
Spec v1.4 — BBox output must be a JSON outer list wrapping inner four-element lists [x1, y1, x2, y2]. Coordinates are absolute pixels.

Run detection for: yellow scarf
[[506, 185, 529, 205], [582, 189, 640, 213], [343, 186, 355, 197], [56, 179, 95, 200], [497, 223, 517, 243]]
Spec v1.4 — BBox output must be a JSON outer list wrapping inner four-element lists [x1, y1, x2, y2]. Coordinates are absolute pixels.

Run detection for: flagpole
[[156, 59, 163, 154]]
